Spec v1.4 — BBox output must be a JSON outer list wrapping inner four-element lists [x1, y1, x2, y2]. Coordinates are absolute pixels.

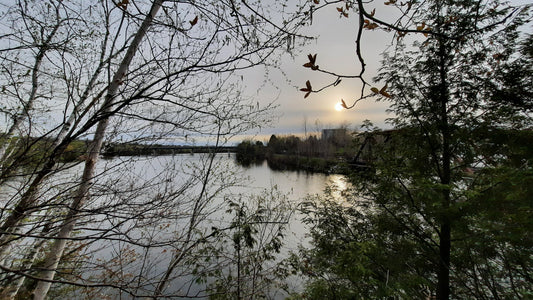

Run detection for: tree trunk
[[0, 14, 109, 256], [436, 37, 451, 300], [0, 6, 61, 163], [0, 231, 49, 299], [31, 1, 163, 299]]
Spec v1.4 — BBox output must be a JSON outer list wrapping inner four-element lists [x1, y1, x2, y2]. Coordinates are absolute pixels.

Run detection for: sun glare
[[334, 102, 344, 111]]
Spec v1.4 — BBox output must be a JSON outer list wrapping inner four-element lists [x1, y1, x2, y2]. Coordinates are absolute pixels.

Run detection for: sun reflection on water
[[325, 174, 351, 205]]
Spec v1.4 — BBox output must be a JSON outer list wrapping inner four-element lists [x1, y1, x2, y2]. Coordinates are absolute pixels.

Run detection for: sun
[[334, 102, 344, 111]]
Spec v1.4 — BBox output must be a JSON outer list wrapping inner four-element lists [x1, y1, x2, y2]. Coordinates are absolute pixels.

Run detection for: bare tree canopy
[[0, 0, 311, 298]]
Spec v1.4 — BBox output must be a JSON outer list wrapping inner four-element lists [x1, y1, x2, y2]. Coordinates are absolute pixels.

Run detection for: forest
[[235, 128, 356, 173], [1, 0, 531, 299]]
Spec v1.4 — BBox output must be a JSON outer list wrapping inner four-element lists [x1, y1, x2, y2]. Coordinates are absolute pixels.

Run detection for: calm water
[[229, 155, 349, 244], [94, 153, 348, 246], [52, 153, 350, 298]]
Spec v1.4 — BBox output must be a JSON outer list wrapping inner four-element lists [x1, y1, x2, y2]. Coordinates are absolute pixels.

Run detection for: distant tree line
[[103, 142, 236, 157], [235, 129, 356, 173], [0, 135, 88, 165]]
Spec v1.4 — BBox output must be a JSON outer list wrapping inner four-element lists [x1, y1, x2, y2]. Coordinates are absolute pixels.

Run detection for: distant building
[[321, 128, 348, 141]]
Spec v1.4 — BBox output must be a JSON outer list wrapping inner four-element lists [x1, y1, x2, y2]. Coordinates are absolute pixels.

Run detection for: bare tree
[[0, 0, 311, 298]]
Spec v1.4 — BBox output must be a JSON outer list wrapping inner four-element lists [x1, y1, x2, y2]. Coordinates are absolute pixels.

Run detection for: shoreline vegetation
[[2, 128, 359, 174], [5, 126, 531, 175], [235, 130, 369, 174], [0, 127, 407, 175], [1, 133, 355, 175], [101, 131, 362, 174], [102, 143, 236, 157]]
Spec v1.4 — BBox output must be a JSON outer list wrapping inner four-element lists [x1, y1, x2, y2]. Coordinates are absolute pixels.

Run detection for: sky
[[0, 0, 393, 146], [239, 0, 532, 143], [239, 2, 397, 142], [1, 1, 529, 145]]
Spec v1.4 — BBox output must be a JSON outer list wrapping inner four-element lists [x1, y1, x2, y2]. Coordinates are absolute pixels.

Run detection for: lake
[[31, 153, 350, 298]]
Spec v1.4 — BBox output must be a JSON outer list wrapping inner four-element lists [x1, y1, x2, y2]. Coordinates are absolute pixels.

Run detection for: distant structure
[[321, 128, 348, 141]]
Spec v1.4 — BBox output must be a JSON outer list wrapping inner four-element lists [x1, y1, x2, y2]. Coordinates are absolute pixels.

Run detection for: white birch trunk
[[0, 10, 61, 163], [30, 1, 164, 299], [0, 10, 62, 259], [0, 237, 47, 299]]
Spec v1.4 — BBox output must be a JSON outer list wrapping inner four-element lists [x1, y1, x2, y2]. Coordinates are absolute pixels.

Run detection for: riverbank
[[265, 154, 342, 174], [102, 143, 236, 157], [239, 154, 369, 175]]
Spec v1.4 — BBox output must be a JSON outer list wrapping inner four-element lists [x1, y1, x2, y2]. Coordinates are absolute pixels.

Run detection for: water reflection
[[73, 154, 351, 298], [234, 155, 351, 247], [326, 174, 349, 200]]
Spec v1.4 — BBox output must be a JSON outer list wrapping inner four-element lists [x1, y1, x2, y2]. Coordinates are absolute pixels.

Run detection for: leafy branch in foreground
[[296, 1, 532, 299]]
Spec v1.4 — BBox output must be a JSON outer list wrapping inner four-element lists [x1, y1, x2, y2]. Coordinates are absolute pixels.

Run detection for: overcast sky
[[240, 0, 532, 142], [1, 1, 528, 145], [240, 2, 398, 141]]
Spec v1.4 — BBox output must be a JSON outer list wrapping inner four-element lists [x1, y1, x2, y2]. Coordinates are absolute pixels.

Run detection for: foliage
[[236, 129, 356, 173], [298, 129, 533, 299], [189, 188, 294, 300], [266, 154, 339, 174], [0, 137, 87, 176], [295, 0, 532, 299], [266, 131, 354, 159], [235, 140, 266, 166], [0, 0, 311, 298]]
